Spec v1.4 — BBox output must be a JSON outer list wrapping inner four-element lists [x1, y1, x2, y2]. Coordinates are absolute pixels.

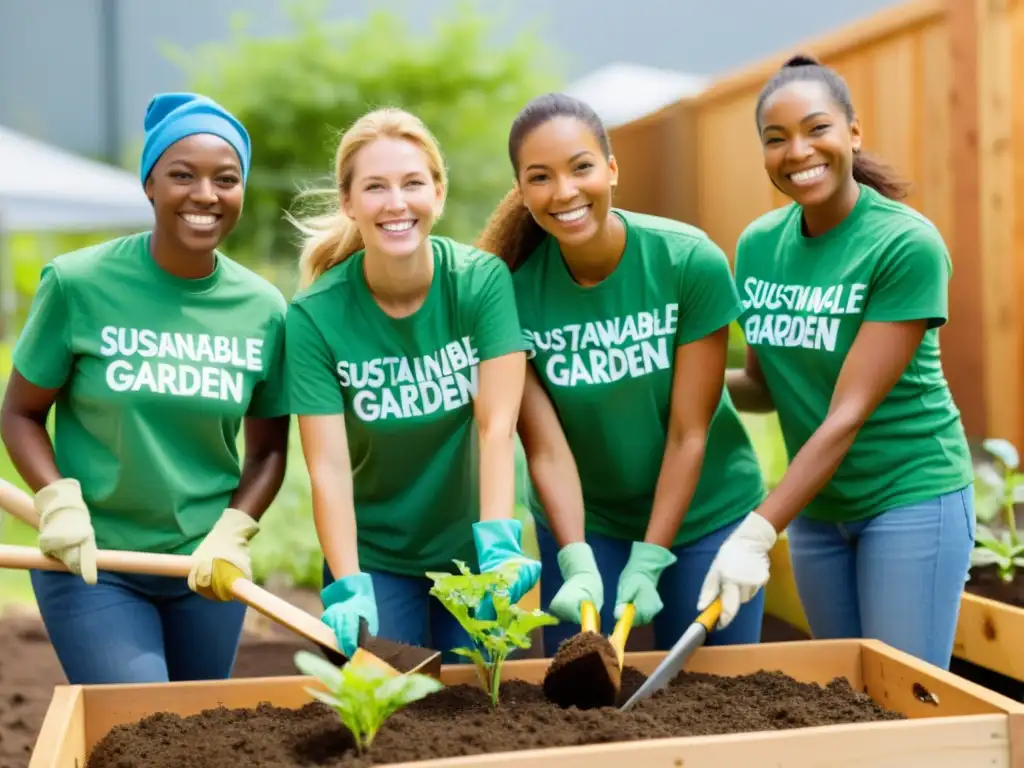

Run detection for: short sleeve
[[863, 226, 951, 328], [284, 303, 344, 415], [13, 263, 73, 389], [675, 237, 744, 346], [471, 257, 532, 361], [247, 305, 289, 419]]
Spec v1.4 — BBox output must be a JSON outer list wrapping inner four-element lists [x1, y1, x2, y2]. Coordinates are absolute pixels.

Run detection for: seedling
[[971, 438, 1024, 582], [427, 559, 558, 708], [294, 650, 442, 754]]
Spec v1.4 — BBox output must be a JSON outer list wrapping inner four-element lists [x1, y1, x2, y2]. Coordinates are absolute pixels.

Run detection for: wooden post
[[946, 0, 989, 442], [970, 0, 1022, 448]]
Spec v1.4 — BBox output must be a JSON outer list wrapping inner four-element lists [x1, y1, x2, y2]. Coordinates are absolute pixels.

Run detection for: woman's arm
[[725, 345, 775, 413], [0, 370, 63, 494], [517, 365, 586, 546], [298, 413, 360, 580], [755, 319, 928, 532], [226, 415, 290, 521], [644, 325, 729, 547], [474, 351, 527, 523]]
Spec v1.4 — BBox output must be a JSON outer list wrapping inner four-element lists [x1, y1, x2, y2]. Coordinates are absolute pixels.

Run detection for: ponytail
[[475, 186, 547, 272], [852, 149, 911, 201], [289, 201, 365, 289]]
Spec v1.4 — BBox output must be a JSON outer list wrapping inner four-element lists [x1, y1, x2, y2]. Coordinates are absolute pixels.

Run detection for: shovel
[[542, 600, 635, 709], [619, 596, 723, 711], [0, 479, 441, 679]]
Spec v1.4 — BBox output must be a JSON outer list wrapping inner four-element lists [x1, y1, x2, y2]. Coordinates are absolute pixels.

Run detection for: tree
[[168, 0, 563, 287]]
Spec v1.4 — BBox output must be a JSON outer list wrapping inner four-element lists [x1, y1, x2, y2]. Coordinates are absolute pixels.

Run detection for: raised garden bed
[[32, 636, 1024, 767]]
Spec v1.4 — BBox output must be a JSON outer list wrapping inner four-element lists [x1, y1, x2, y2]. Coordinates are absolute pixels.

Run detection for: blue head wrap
[[139, 92, 251, 186]]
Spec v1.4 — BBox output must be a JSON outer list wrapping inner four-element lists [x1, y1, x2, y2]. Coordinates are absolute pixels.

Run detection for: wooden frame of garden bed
[[765, 535, 1024, 682], [30, 637, 1024, 767]]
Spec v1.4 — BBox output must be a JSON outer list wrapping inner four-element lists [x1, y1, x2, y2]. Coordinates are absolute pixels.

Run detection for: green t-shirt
[[285, 236, 529, 576], [12, 231, 289, 554], [734, 183, 973, 522], [513, 209, 766, 548]]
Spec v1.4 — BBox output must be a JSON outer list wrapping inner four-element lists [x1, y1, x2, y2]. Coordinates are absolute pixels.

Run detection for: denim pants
[[322, 563, 474, 665], [786, 485, 975, 670], [535, 516, 765, 655], [30, 568, 248, 685]]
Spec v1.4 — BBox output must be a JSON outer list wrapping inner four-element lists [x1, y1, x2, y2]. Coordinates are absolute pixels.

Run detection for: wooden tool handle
[[610, 603, 635, 668], [580, 600, 599, 633], [0, 478, 41, 529], [0, 543, 193, 577], [0, 476, 341, 655], [696, 597, 723, 632]]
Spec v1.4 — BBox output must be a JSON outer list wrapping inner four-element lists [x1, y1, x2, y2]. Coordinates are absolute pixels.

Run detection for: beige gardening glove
[[187, 508, 260, 600], [34, 478, 98, 585]]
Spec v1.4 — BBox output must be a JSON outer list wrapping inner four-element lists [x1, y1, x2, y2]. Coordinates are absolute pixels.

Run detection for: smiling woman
[[712, 54, 975, 672], [475, 92, 767, 656], [0, 92, 292, 687], [282, 107, 539, 664]]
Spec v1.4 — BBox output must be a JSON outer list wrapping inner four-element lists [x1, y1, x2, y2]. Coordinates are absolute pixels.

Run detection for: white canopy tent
[[563, 62, 709, 130], [0, 125, 153, 233], [0, 126, 154, 340]]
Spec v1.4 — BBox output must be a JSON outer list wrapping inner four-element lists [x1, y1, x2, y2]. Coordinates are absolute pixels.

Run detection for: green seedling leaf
[[428, 558, 558, 708], [294, 650, 444, 753]]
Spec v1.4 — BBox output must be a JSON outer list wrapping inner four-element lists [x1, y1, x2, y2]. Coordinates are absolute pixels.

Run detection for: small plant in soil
[[293, 650, 443, 754], [971, 438, 1024, 583], [427, 559, 558, 708]]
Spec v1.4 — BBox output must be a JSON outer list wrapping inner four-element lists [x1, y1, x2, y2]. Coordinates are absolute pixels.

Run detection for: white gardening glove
[[187, 508, 260, 599], [696, 511, 778, 630], [35, 478, 98, 585]]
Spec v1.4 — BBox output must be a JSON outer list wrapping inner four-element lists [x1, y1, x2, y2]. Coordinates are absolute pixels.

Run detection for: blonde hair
[[290, 108, 448, 289]]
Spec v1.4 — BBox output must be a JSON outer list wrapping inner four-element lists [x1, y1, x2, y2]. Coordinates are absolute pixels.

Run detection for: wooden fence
[[608, 0, 1024, 448]]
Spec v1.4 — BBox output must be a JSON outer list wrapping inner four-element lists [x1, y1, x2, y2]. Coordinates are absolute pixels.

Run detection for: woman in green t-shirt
[[0, 93, 291, 685], [475, 93, 767, 655], [284, 107, 539, 662], [701, 54, 975, 670]]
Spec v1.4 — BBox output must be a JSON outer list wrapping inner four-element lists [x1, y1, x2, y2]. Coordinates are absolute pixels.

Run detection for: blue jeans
[[536, 516, 765, 654], [787, 486, 975, 670], [30, 568, 247, 685], [322, 563, 473, 665]]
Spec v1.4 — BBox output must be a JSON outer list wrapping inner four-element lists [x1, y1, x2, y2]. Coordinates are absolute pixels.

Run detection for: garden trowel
[[619, 596, 723, 711], [320, 617, 442, 679], [542, 600, 635, 709]]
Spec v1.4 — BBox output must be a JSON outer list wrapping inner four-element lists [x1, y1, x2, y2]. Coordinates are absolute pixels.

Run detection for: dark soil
[[87, 664, 903, 767], [543, 631, 620, 709], [965, 564, 1024, 608]]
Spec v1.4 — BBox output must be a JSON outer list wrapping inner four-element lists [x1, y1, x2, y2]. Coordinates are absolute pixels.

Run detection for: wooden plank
[[695, 0, 945, 107], [976, 0, 1022, 447], [29, 685, 83, 768], [954, 592, 1024, 681]]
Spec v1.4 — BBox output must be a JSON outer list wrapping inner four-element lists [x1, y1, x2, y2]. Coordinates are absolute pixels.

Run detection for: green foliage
[[427, 559, 557, 707], [248, 421, 323, 589], [294, 650, 442, 753], [971, 438, 1024, 582], [166, 0, 563, 277]]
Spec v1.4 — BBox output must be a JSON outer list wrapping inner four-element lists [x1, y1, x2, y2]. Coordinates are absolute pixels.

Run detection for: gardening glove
[[696, 511, 778, 630], [548, 542, 603, 624], [35, 477, 98, 586], [473, 518, 541, 620], [187, 508, 260, 599], [614, 541, 677, 625], [321, 572, 379, 659]]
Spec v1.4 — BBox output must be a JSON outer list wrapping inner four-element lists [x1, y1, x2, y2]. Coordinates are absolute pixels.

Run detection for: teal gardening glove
[[614, 541, 677, 625], [321, 572, 379, 658], [472, 518, 541, 618], [548, 542, 603, 623]]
